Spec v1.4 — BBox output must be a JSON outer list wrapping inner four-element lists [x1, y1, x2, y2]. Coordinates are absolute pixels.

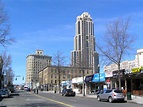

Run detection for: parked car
[[0, 88, 11, 98], [8, 85, 15, 93], [24, 87, 30, 91], [97, 89, 125, 103], [62, 88, 76, 96]]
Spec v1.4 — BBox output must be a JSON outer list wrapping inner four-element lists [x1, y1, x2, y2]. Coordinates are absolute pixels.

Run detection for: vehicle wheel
[[108, 97, 113, 103], [97, 96, 101, 101]]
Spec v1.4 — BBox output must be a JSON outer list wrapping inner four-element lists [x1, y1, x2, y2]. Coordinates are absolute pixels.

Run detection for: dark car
[[62, 88, 76, 96], [0, 88, 11, 98]]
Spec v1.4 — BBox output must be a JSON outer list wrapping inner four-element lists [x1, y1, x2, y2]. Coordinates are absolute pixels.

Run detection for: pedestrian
[[34, 88, 35, 93], [36, 88, 38, 94]]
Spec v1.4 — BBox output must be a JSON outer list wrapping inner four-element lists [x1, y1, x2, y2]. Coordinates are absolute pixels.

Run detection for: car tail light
[[113, 93, 116, 96]]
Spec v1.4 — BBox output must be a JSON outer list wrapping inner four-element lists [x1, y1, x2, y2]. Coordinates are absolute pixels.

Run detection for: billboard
[[92, 73, 105, 82]]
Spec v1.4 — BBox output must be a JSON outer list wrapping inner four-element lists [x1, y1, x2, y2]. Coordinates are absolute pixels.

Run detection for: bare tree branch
[[1, 51, 14, 86], [0, 0, 15, 48], [96, 18, 135, 89], [52, 51, 67, 93]]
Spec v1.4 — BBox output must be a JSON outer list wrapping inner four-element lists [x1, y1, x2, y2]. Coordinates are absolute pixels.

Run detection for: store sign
[[85, 75, 93, 83], [72, 77, 84, 84], [131, 67, 143, 73], [106, 78, 110, 84], [124, 69, 131, 74], [112, 69, 125, 78], [92, 73, 105, 82], [105, 70, 113, 77]]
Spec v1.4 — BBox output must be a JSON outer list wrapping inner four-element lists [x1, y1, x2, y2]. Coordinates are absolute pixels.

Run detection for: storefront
[[130, 67, 143, 95], [91, 73, 105, 92], [112, 69, 126, 89], [109, 68, 143, 95], [72, 77, 85, 94], [84, 74, 94, 94]]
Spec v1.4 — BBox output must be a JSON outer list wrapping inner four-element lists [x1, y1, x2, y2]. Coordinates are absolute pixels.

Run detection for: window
[[114, 90, 122, 93], [78, 21, 80, 34], [105, 90, 112, 93], [86, 41, 88, 47], [86, 36, 88, 39]]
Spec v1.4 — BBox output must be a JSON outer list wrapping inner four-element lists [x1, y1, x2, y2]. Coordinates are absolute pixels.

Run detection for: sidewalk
[[41, 91, 143, 105], [128, 95, 143, 104]]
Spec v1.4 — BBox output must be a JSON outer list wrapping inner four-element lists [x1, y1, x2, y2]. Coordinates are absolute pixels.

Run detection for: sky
[[1, 0, 143, 84]]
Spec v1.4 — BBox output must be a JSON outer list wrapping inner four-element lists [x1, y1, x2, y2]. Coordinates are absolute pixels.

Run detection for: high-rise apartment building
[[71, 12, 99, 73], [26, 50, 52, 87]]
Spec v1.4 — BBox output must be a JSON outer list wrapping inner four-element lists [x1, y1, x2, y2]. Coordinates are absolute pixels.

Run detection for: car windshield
[[67, 89, 73, 92]]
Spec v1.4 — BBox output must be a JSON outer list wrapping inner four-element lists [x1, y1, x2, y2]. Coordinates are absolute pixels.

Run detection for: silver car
[[97, 89, 125, 103]]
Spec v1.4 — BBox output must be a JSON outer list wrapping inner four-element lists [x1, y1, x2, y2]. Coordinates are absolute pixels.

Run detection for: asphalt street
[[0, 90, 143, 107]]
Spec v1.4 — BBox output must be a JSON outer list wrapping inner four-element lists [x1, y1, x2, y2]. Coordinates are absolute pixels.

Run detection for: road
[[0, 90, 142, 107]]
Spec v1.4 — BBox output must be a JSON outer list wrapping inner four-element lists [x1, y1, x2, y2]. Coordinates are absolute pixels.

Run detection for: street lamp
[[98, 64, 100, 91], [82, 69, 85, 96], [68, 71, 71, 89]]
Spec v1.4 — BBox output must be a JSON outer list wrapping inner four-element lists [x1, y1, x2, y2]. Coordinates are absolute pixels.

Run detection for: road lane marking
[[32, 93, 74, 107], [25, 98, 45, 101]]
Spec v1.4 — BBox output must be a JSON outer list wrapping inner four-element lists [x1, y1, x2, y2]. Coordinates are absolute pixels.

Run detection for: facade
[[104, 48, 143, 74], [104, 48, 143, 95], [71, 12, 99, 73], [39, 65, 93, 91], [135, 48, 143, 67], [72, 72, 106, 95], [26, 50, 52, 88]]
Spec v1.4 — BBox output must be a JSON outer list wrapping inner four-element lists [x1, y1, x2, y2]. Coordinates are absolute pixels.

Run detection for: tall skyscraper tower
[[71, 12, 99, 73]]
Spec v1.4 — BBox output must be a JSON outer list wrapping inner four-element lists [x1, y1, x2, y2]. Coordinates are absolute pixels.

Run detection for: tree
[[97, 18, 135, 89], [1, 52, 14, 87], [0, 0, 15, 88], [0, 0, 15, 47], [70, 55, 88, 96], [52, 51, 66, 93]]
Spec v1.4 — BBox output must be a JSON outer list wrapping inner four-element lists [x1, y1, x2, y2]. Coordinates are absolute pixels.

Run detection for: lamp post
[[98, 64, 100, 91], [82, 69, 85, 96], [68, 71, 71, 89]]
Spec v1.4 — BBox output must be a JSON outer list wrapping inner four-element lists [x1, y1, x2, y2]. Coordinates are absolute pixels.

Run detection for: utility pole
[[98, 64, 100, 91], [82, 69, 85, 96]]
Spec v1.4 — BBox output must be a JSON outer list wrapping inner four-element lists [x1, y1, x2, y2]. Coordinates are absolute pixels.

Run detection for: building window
[[86, 41, 88, 47], [78, 21, 80, 34], [86, 36, 88, 39], [87, 70, 89, 74]]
